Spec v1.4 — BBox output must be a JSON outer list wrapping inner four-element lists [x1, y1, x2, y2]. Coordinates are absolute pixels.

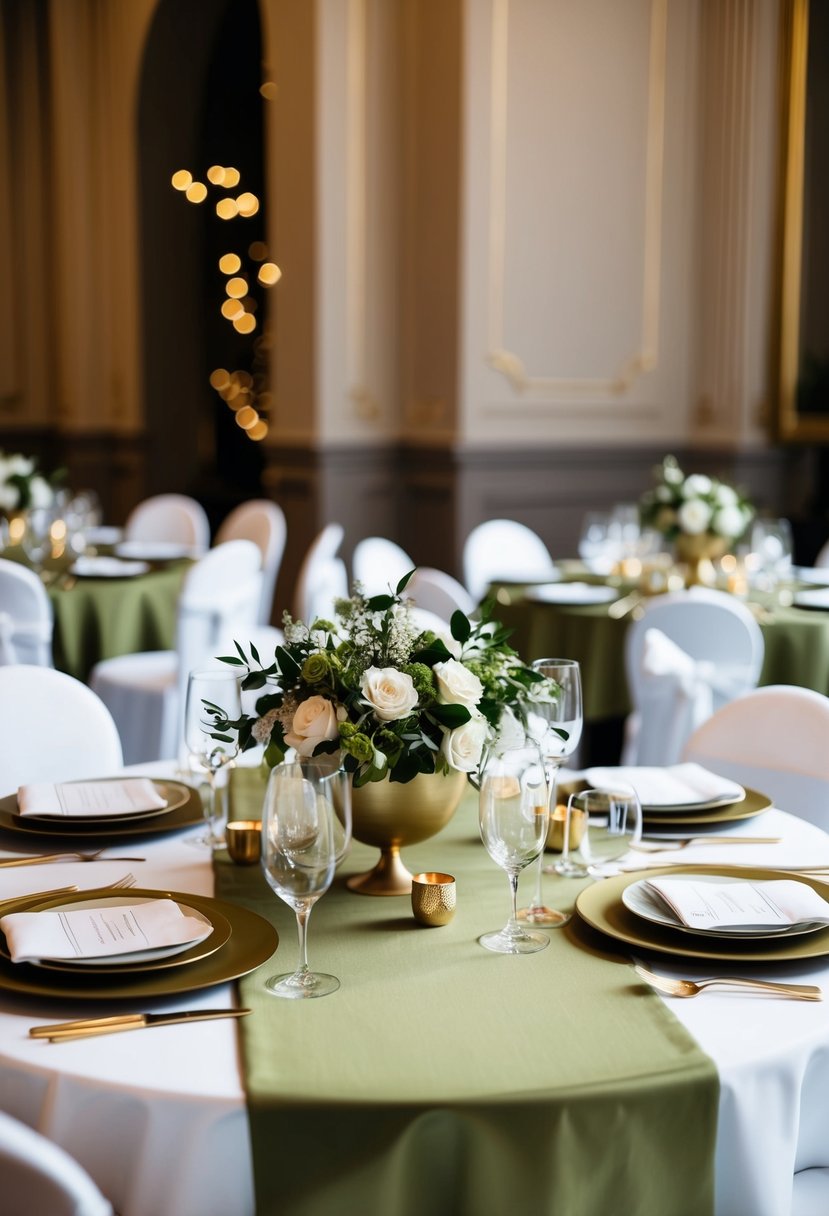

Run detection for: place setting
[[0, 776, 205, 840]]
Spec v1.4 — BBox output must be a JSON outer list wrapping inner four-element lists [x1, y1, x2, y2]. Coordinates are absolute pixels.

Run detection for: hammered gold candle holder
[[411, 872, 456, 926]]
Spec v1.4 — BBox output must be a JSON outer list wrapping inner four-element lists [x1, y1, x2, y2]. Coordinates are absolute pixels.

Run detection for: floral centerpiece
[[213, 572, 560, 787], [639, 455, 753, 544], [0, 450, 57, 514]]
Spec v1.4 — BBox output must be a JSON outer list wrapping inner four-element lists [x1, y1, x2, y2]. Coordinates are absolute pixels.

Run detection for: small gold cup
[[546, 803, 587, 853], [226, 820, 262, 865], [411, 872, 456, 926]]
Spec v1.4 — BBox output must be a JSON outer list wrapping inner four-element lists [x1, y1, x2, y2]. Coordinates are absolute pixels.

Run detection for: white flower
[[6, 455, 33, 478], [441, 713, 488, 773], [29, 476, 53, 509], [284, 695, 344, 755], [433, 658, 483, 709], [677, 499, 713, 535], [655, 485, 673, 502], [0, 484, 16, 511], [360, 667, 419, 722], [715, 483, 738, 507], [663, 462, 684, 486], [494, 705, 526, 751], [683, 474, 712, 499], [711, 504, 746, 539]]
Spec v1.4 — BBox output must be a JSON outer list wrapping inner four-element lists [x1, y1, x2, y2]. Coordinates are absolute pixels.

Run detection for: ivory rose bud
[[433, 659, 483, 710], [442, 714, 488, 773], [360, 667, 419, 722], [284, 695, 344, 756]]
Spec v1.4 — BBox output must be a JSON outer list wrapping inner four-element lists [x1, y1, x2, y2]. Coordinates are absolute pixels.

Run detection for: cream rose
[[360, 667, 419, 722], [433, 659, 483, 709], [441, 714, 488, 773], [677, 499, 713, 535], [284, 695, 344, 756]]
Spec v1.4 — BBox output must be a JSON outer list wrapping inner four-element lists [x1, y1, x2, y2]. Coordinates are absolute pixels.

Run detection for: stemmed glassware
[[19, 507, 56, 576], [261, 759, 352, 998], [519, 658, 583, 927], [555, 784, 642, 877], [184, 667, 242, 848], [478, 743, 550, 954]]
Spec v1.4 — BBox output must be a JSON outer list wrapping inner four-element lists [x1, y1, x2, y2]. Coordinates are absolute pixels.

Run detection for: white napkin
[[69, 556, 149, 577], [645, 876, 829, 931], [584, 763, 744, 807], [17, 778, 167, 819], [0, 898, 211, 963]]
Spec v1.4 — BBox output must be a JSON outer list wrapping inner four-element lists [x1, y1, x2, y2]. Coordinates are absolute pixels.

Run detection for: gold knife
[[31, 1008, 252, 1042]]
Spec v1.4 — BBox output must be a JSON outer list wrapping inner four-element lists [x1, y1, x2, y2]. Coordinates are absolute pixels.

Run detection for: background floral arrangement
[[214, 573, 559, 786], [0, 450, 58, 514], [639, 454, 753, 542]]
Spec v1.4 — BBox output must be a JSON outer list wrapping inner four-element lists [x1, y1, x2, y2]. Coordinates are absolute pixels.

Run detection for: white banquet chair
[[0, 665, 123, 792], [215, 499, 287, 625], [90, 540, 262, 765], [352, 537, 414, 596], [293, 524, 348, 623], [462, 519, 557, 603], [0, 557, 54, 666], [0, 1111, 113, 1216], [405, 566, 476, 622], [124, 493, 210, 554], [623, 588, 764, 767], [682, 684, 829, 827]]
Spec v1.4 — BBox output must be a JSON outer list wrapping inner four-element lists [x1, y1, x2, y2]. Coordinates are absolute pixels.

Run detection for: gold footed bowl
[[674, 534, 728, 587], [346, 770, 468, 897]]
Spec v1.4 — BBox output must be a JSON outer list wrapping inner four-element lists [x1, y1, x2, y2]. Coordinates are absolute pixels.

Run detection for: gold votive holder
[[411, 872, 456, 927], [546, 803, 587, 853], [226, 820, 262, 865]]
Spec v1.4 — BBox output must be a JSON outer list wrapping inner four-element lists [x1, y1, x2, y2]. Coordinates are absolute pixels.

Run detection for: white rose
[[0, 484, 16, 511], [683, 474, 712, 498], [442, 714, 488, 773], [711, 504, 746, 539], [29, 476, 53, 509], [284, 695, 344, 756], [7, 455, 33, 478], [677, 499, 713, 535], [360, 667, 419, 722], [494, 705, 526, 751], [715, 483, 738, 507], [433, 658, 483, 709]]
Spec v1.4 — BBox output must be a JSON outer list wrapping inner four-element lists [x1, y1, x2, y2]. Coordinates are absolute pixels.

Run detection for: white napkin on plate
[[70, 556, 149, 577], [583, 763, 744, 807], [0, 898, 211, 963], [644, 876, 829, 931], [17, 778, 167, 819]]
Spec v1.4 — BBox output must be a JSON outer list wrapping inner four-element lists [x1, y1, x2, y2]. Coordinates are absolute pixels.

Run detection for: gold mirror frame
[[778, 0, 827, 441]]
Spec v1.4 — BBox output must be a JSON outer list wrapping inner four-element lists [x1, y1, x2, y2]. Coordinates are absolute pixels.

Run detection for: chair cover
[[352, 537, 414, 596], [0, 558, 54, 666], [406, 567, 476, 622], [682, 684, 829, 827], [462, 519, 557, 603], [0, 666, 123, 793], [0, 1110, 112, 1216], [293, 524, 347, 622], [124, 494, 210, 553], [215, 499, 287, 625]]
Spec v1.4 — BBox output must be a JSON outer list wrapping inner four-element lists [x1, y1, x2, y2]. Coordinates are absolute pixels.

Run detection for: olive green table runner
[[216, 770, 718, 1216]]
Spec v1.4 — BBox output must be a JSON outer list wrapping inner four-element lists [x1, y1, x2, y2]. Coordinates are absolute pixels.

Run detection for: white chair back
[[0, 1111, 112, 1216], [0, 666, 123, 793], [294, 524, 347, 622], [124, 494, 210, 553], [0, 558, 54, 666], [406, 567, 475, 623], [815, 539, 829, 569], [215, 499, 287, 624], [462, 519, 556, 603], [623, 588, 764, 766], [682, 684, 829, 827], [352, 537, 414, 596]]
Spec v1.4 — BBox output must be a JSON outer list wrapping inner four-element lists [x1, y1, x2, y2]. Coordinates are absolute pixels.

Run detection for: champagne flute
[[519, 659, 583, 926], [261, 759, 352, 998], [184, 667, 241, 848], [478, 743, 550, 954]]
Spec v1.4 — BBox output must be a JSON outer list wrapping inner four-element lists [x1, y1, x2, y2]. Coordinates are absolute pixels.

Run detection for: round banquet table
[[1, 767, 829, 1215]]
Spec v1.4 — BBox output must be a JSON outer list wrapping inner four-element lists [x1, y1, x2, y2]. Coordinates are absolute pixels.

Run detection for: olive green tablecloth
[[216, 771, 718, 1216]]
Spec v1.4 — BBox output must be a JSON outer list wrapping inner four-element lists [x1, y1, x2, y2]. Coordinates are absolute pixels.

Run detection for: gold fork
[[633, 962, 822, 1001], [631, 836, 782, 852], [0, 850, 145, 868]]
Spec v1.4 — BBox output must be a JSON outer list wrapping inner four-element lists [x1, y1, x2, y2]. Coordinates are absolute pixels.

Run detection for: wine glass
[[478, 743, 550, 954], [750, 518, 793, 596], [19, 507, 56, 576], [261, 759, 352, 998], [555, 784, 642, 878], [184, 667, 242, 848], [519, 658, 583, 926]]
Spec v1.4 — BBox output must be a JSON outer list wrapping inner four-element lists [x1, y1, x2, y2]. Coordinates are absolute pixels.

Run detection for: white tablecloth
[[1, 772, 829, 1215]]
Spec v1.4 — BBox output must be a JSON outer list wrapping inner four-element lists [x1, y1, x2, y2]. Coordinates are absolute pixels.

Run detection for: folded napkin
[[17, 778, 167, 819], [645, 876, 829, 932], [0, 898, 211, 963], [69, 556, 149, 577], [584, 763, 744, 807]]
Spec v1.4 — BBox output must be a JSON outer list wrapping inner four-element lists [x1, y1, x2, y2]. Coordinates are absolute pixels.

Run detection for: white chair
[[352, 537, 414, 596], [462, 519, 557, 603], [815, 539, 829, 568], [124, 493, 210, 553], [0, 1110, 112, 1216], [293, 524, 348, 623], [0, 666, 123, 793], [405, 567, 476, 623], [90, 540, 262, 764], [0, 557, 54, 666], [623, 588, 764, 767], [682, 684, 829, 826], [215, 499, 287, 625]]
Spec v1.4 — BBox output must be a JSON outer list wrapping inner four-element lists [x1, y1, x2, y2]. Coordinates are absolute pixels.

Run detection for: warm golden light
[[236, 370, 253, 388], [221, 299, 244, 320], [219, 253, 241, 274], [248, 241, 268, 261], [223, 167, 241, 188], [225, 276, 248, 299], [260, 82, 278, 101], [234, 313, 256, 334], [185, 181, 208, 203], [223, 381, 241, 403], [209, 367, 230, 391], [236, 406, 259, 429], [216, 198, 239, 220], [248, 419, 268, 440], [171, 169, 192, 191], [207, 165, 226, 185], [258, 262, 282, 286], [236, 192, 259, 217]]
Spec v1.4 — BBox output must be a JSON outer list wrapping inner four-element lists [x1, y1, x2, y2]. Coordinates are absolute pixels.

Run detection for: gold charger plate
[[576, 865, 829, 962], [0, 887, 277, 998], [641, 786, 771, 827], [0, 781, 202, 839]]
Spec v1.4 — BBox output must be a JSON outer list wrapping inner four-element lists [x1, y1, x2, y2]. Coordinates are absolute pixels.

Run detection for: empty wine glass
[[478, 743, 550, 954], [184, 667, 242, 848], [555, 784, 642, 878], [749, 518, 793, 595], [261, 759, 352, 999], [519, 658, 583, 926], [19, 507, 56, 575]]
